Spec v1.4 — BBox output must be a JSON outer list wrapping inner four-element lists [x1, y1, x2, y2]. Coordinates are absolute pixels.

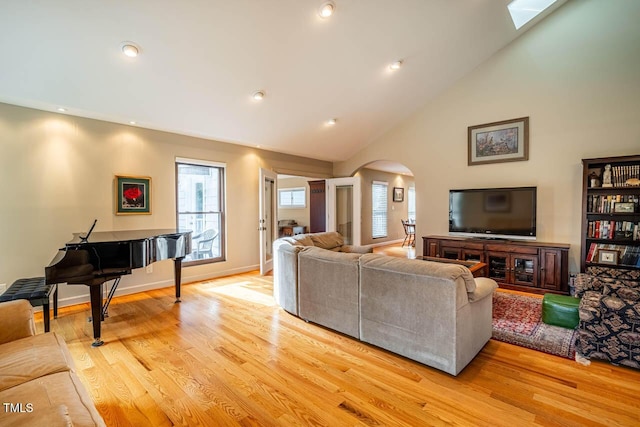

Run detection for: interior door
[[259, 168, 277, 275], [326, 177, 361, 246]]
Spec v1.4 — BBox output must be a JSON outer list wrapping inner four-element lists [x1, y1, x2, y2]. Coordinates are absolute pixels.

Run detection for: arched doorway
[[351, 160, 416, 251]]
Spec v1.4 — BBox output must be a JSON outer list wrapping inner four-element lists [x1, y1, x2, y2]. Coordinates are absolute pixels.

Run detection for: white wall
[[0, 103, 332, 306], [334, 0, 640, 273]]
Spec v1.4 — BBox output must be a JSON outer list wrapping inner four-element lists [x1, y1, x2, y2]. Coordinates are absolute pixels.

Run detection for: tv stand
[[422, 235, 570, 295]]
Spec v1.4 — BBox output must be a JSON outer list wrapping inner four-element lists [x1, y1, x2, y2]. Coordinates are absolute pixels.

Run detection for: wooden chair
[[401, 220, 415, 247]]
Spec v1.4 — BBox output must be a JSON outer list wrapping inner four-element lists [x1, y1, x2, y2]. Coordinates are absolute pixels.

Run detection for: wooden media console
[[422, 236, 570, 295]]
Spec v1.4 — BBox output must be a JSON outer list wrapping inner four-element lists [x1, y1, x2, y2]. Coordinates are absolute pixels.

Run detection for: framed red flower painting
[[115, 175, 151, 215]]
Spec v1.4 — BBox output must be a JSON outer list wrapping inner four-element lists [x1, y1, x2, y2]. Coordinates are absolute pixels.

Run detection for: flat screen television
[[449, 187, 537, 240]]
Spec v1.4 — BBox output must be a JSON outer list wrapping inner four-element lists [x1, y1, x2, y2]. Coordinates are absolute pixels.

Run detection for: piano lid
[[67, 229, 192, 244]]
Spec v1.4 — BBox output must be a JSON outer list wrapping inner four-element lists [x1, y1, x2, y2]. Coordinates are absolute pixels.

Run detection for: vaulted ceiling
[[0, 0, 566, 162]]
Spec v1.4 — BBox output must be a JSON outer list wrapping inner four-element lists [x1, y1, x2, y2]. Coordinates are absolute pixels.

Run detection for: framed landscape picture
[[468, 117, 529, 166], [115, 175, 151, 215]]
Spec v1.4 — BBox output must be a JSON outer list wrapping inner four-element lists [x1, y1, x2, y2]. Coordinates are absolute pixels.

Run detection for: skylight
[[508, 0, 557, 29]]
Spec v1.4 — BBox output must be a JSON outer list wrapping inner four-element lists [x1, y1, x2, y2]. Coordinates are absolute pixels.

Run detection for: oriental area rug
[[492, 291, 577, 360]]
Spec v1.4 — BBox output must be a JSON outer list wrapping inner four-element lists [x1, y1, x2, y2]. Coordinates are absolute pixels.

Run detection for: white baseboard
[[56, 264, 260, 308], [183, 264, 260, 285]]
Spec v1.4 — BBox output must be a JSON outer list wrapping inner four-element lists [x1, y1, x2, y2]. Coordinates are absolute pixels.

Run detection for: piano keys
[[45, 229, 192, 347]]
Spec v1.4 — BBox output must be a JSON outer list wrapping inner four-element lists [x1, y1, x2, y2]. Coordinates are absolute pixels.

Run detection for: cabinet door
[[540, 249, 563, 291], [424, 239, 440, 257], [439, 245, 461, 260], [461, 249, 484, 263], [512, 255, 538, 287], [487, 252, 509, 283]]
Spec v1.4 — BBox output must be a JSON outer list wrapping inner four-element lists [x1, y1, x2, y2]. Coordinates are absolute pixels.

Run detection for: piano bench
[[0, 277, 57, 333]]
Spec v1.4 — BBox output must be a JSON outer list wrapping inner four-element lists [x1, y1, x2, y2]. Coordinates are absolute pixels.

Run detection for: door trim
[[259, 168, 278, 275], [326, 177, 362, 246]]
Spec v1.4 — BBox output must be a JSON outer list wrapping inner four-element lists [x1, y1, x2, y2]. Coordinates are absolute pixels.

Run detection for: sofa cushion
[[309, 231, 344, 250], [0, 371, 106, 427], [340, 244, 374, 254], [281, 234, 313, 246], [0, 332, 75, 391], [298, 246, 362, 338], [359, 255, 477, 294], [603, 282, 640, 302], [358, 254, 492, 375], [574, 273, 640, 298], [0, 404, 72, 427], [0, 300, 35, 345]]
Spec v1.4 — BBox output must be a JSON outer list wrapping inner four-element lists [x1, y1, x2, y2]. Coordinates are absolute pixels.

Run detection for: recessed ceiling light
[[326, 118, 337, 126], [389, 60, 403, 71], [57, 107, 66, 112], [507, 0, 557, 29], [253, 90, 265, 101], [318, 1, 335, 18], [121, 42, 140, 58], [129, 121, 137, 125]]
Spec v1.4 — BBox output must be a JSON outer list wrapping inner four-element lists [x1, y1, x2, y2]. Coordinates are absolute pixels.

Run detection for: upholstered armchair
[[574, 272, 640, 369]]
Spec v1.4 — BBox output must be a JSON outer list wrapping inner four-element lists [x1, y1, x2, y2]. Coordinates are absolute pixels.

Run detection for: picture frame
[[393, 187, 404, 202], [614, 202, 635, 213], [597, 249, 619, 265], [468, 117, 529, 166], [115, 175, 151, 215]]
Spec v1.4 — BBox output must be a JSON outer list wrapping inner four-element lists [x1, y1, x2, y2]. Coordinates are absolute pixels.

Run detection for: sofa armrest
[[467, 277, 498, 303], [340, 245, 374, 254], [0, 300, 36, 344]]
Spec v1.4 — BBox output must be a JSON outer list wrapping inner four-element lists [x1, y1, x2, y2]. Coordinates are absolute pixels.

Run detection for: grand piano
[[45, 228, 192, 347]]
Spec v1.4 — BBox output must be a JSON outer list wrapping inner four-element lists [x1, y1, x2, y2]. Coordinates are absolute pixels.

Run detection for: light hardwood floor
[[39, 270, 640, 426]]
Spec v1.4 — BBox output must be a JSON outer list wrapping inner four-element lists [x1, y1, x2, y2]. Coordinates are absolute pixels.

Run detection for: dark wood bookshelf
[[581, 155, 640, 273]]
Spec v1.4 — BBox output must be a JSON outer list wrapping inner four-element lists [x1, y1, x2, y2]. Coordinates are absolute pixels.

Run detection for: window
[[278, 187, 306, 208], [507, 0, 557, 30], [408, 186, 416, 221], [372, 181, 388, 238], [176, 157, 225, 264]]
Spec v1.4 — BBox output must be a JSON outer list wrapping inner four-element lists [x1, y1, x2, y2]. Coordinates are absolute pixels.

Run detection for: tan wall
[[355, 168, 415, 245], [276, 176, 311, 230], [0, 103, 332, 306], [334, 0, 640, 272]]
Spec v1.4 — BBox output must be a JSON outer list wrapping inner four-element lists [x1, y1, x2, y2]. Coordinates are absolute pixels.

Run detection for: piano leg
[[53, 284, 58, 319], [174, 257, 183, 303], [89, 284, 104, 347]]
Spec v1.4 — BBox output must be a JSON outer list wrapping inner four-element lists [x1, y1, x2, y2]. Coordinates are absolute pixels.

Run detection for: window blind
[[372, 181, 388, 238]]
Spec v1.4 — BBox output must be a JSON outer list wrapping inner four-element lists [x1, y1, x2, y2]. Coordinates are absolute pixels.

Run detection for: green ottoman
[[542, 294, 580, 329]]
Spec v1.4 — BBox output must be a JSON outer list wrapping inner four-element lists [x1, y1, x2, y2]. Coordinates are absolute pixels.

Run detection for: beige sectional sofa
[[273, 231, 373, 316], [273, 232, 498, 376], [0, 299, 105, 427]]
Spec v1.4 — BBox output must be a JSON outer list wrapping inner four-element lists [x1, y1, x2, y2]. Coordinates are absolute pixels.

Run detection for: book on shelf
[[587, 194, 639, 214], [611, 164, 640, 187], [585, 242, 640, 267], [586, 220, 639, 240]]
